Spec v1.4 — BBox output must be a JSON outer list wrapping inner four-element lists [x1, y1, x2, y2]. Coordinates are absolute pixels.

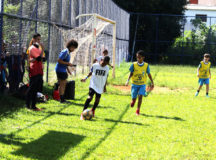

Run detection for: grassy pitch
[[0, 63, 216, 159]]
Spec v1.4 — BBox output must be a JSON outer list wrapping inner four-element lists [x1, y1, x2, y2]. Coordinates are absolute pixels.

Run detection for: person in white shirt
[[80, 56, 110, 119]]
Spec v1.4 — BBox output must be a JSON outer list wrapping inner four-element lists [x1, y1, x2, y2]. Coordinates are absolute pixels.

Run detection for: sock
[[60, 95, 65, 102], [197, 90, 200, 93], [83, 98, 91, 111], [92, 102, 99, 111], [206, 92, 208, 95]]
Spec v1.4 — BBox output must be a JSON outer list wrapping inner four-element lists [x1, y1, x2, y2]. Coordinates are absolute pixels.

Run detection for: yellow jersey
[[131, 62, 148, 85], [198, 61, 211, 79]]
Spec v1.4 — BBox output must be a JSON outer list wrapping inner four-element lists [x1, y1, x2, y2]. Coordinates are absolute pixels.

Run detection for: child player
[[80, 56, 110, 120], [94, 49, 113, 68], [195, 53, 211, 98], [126, 50, 154, 115]]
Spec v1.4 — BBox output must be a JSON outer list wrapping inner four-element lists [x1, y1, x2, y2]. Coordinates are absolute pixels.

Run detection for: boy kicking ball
[[195, 53, 211, 98], [80, 56, 110, 120], [126, 50, 154, 115]]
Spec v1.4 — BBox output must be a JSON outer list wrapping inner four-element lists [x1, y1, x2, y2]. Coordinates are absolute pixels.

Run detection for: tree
[[113, 0, 188, 62]]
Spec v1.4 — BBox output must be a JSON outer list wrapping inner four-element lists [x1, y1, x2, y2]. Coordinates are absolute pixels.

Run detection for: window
[[189, 0, 198, 4], [196, 14, 207, 22]]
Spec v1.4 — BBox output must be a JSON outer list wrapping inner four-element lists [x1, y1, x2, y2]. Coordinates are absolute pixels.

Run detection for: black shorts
[[56, 72, 68, 80], [89, 88, 101, 99]]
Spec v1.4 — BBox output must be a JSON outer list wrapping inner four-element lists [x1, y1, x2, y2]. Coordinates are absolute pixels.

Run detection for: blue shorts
[[131, 84, 146, 99], [199, 78, 209, 85]]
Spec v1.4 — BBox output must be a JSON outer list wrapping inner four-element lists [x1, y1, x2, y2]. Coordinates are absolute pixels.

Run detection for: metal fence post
[[19, 0, 23, 55], [0, 0, 4, 56], [69, 0, 72, 27], [46, 0, 52, 83], [181, 17, 186, 64], [60, 0, 63, 50], [154, 16, 159, 63], [35, 0, 39, 33], [131, 15, 139, 61]]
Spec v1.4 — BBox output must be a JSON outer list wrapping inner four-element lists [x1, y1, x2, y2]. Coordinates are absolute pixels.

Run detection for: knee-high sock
[[83, 98, 92, 111]]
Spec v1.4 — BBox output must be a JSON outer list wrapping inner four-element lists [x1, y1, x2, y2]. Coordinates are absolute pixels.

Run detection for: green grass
[[0, 63, 216, 159]]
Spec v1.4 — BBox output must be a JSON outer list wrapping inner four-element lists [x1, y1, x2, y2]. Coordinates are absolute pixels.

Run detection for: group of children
[[24, 35, 213, 118], [78, 49, 211, 119], [80, 49, 154, 118]]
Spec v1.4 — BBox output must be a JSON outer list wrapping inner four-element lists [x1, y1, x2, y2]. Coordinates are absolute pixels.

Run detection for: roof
[[186, 4, 216, 11]]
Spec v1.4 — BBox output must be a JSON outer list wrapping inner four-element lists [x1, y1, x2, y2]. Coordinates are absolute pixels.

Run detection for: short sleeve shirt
[[90, 63, 109, 94], [55, 48, 70, 73]]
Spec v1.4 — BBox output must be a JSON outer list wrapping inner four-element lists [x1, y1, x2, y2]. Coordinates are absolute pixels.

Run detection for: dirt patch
[[112, 85, 131, 92], [112, 85, 186, 94]]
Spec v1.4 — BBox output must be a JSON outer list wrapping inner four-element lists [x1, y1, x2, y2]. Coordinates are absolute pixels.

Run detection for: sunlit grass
[[0, 63, 216, 159]]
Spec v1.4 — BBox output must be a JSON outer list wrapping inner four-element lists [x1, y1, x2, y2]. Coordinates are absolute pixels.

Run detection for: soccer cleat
[[91, 108, 95, 117], [144, 92, 148, 97], [206, 95, 210, 98], [136, 109, 140, 116], [80, 113, 84, 120], [130, 99, 136, 108], [195, 92, 199, 97]]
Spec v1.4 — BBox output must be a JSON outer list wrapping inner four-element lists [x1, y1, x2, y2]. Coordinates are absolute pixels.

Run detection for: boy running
[[195, 53, 211, 98], [80, 56, 110, 120], [126, 50, 154, 115]]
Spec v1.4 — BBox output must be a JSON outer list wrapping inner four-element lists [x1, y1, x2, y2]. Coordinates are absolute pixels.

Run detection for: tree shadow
[[140, 113, 185, 121], [1, 131, 84, 160]]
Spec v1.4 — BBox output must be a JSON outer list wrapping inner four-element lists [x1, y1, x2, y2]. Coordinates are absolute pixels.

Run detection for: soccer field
[[0, 63, 216, 160]]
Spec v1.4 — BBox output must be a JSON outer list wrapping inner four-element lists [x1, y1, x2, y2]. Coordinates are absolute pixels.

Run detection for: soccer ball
[[82, 109, 93, 120]]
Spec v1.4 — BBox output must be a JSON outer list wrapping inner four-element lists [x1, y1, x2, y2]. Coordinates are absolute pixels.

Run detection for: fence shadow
[[140, 113, 185, 121], [103, 118, 149, 126], [0, 93, 25, 120], [80, 104, 149, 159], [7, 131, 84, 160]]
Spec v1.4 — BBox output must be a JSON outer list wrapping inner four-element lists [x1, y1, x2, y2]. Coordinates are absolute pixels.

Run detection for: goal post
[[76, 13, 116, 78]]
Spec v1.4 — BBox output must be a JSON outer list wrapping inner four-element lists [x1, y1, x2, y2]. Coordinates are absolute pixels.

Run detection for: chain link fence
[[0, 0, 130, 84], [130, 13, 216, 65]]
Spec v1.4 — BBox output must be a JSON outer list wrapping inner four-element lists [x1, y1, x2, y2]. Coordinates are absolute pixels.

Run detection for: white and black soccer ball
[[82, 109, 93, 120]]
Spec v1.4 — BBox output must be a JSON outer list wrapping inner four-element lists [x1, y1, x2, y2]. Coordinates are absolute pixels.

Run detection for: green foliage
[[113, 0, 187, 62], [165, 19, 216, 64], [3, 1, 20, 43], [4, 0, 20, 14]]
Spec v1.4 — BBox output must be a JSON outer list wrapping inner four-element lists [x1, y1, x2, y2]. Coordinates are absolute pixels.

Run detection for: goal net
[[53, 14, 116, 77]]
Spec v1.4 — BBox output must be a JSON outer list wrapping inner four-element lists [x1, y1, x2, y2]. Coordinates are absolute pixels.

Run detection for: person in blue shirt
[[55, 39, 78, 103]]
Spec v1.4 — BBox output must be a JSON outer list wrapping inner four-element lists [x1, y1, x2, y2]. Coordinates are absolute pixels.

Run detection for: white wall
[[184, 9, 216, 30], [199, 0, 216, 6]]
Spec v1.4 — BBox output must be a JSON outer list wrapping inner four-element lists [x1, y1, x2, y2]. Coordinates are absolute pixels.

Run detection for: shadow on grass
[[0, 84, 55, 121], [1, 131, 84, 160], [103, 118, 149, 126], [80, 104, 149, 159], [140, 113, 185, 121], [44, 110, 80, 117], [0, 93, 25, 121], [9, 104, 73, 137]]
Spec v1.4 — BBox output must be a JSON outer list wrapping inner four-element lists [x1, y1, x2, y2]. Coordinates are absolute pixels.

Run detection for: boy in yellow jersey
[[195, 53, 211, 98], [126, 50, 154, 115]]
